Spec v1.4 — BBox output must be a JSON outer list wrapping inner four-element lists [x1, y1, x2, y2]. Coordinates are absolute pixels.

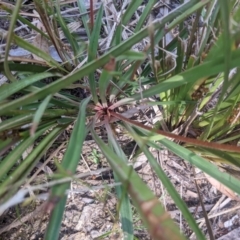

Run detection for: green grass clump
[[1, 0, 240, 239]]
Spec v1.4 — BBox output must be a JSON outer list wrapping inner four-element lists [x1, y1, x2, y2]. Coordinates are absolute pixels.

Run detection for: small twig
[[129, 142, 138, 161], [180, 181, 183, 233], [193, 169, 215, 240], [24, 142, 66, 187], [81, 154, 92, 172], [183, 108, 203, 137], [158, 152, 167, 210], [190, 194, 227, 239], [109, 80, 129, 97], [196, 204, 240, 223], [105, 0, 129, 50]]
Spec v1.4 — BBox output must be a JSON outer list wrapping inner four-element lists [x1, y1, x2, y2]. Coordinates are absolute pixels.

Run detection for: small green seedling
[[89, 149, 101, 164]]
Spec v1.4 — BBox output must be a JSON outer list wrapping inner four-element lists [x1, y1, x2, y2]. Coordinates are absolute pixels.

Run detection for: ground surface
[[1, 137, 240, 239]]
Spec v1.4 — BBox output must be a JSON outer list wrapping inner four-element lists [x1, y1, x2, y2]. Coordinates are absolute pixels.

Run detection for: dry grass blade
[[194, 173, 215, 240], [204, 173, 239, 200]]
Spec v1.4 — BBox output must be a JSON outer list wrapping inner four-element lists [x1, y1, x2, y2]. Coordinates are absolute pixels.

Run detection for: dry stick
[[180, 181, 183, 233], [110, 111, 240, 153], [81, 154, 92, 172], [194, 170, 215, 240], [24, 142, 66, 187], [158, 152, 167, 211], [190, 194, 227, 239], [103, 1, 114, 32], [105, 0, 129, 49], [196, 204, 240, 223]]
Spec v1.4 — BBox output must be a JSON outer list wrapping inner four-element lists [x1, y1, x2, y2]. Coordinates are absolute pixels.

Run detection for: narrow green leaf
[[45, 97, 91, 240], [0, 3, 49, 40], [0, 138, 15, 157], [175, 37, 184, 74], [159, 139, 240, 196], [99, 70, 111, 106], [0, 62, 51, 73], [131, 49, 240, 101], [188, 147, 240, 168], [197, 0, 219, 62], [115, 179, 134, 240], [88, 4, 104, 103], [91, 129, 185, 240], [135, 0, 155, 32], [77, 0, 90, 38], [203, 0, 232, 140], [116, 51, 146, 61], [3, 0, 22, 82], [112, 0, 143, 46], [126, 125, 206, 240], [0, 126, 64, 197], [0, 72, 60, 101], [105, 123, 133, 239], [31, 95, 52, 136], [0, 0, 209, 114], [13, 35, 66, 72], [0, 114, 34, 132], [55, 3, 80, 59], [0, 124, 56, 182]]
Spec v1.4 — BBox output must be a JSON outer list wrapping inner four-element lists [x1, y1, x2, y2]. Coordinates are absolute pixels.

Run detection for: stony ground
[[1, 136, 240, 239]]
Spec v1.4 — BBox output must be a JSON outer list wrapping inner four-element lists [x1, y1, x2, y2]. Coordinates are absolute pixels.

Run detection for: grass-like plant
[[1, 0, 240, 239]]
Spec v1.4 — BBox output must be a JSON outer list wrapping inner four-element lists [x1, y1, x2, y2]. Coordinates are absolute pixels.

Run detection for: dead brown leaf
[[32, 10, 49, 61], [104, 57, 116, 71], [32, 33, 49, 61]]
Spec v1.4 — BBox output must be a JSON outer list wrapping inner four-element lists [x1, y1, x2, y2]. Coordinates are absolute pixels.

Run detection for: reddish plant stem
[[110, 111, 240, 153]]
